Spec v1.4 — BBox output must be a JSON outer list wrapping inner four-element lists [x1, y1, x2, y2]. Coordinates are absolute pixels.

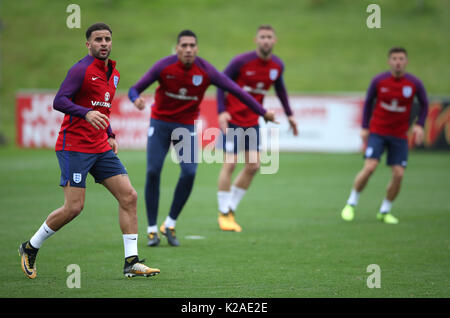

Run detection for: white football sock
[[123, 234, 138, 258], [347, 189, 360, 206], [164, 216, 176, 228], [380, 198, 392, 214], [229, 186, 247, 212], [217, 191, 232, 214], [147, 225, 158, 234], [29, 221, 55, 249]]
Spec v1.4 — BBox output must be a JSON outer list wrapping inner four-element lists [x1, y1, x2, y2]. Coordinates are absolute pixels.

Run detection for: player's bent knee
[[223, 162, 237, 173], [119, 187, 138, 209], [65, 202, 84, 219], [181, 164, 197, 179], [364, 161, 378, 175], [245, 162, 260, 174], [392, 167, 405, 179], [146, 166, 162, 179]]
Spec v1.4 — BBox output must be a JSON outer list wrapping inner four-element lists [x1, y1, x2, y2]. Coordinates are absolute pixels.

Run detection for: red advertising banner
[[16, 92, 449, 151]]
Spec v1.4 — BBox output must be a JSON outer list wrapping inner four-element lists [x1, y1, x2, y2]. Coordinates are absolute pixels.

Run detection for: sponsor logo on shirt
[[91, 76, 100, 81], [243, 84, 267, 95], [165, 88, 199, 101], [91, 100, 111, 108], [380, 99, 406, 113]]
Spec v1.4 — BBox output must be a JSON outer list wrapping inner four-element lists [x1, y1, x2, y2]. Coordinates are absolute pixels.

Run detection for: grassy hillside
[[1, 0, 449, 143]]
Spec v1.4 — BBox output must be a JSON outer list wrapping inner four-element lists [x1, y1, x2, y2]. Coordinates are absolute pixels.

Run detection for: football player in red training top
[[341, 47, 429, 224], [216, 25, 298, 232], [128, 30, 277, 247], [19, 23, 160, 279]]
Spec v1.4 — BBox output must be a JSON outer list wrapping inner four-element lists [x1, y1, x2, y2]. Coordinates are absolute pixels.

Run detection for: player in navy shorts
[[341, 47, 429, 224], [19, 23, 160, 279], [129, 30, 276, 247], [216, 25, 298, 232], [364, 133, 409, 168]]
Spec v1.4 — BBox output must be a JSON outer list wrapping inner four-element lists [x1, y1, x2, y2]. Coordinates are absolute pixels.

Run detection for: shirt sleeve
[[106, 125, 115, 139], [128, 59, 167, 102], [203, 60, 266, 116], [361, 78, 378, 129], [216, 58, 242, 114], [53, 64, 91, 118], [274, 74, 293, 117], [414, 79, 429, 127]]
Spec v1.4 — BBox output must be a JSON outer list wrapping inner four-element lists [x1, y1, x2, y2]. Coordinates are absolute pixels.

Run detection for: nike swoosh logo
[[22, 257, 34, 275], [92, 77, 100, 80], [130, 238, 137, 240]]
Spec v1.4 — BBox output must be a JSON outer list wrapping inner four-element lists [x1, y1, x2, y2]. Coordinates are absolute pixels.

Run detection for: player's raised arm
[[216, 58, 243, 131], [204, 59, 278, 123], [216, 57, 242, 115], [128, 56, 175, 110]]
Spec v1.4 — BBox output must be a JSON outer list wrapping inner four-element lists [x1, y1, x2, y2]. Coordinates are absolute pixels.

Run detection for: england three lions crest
[[192, 75, 203, 86], [402, 86, 412, 98], [113, 75, 119, 88], [269, 69, 279, 81]]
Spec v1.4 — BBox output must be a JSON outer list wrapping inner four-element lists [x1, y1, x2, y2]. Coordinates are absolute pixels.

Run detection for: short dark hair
[[257, 24, 275, 33], [177, 30, 197, 43], [388, 47, 407, 57], [86, 23, 112, 40]]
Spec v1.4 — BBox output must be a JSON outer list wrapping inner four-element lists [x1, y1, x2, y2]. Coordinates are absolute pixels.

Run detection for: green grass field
[[1, 0, 449, 300], [1, 148, 449, 297]]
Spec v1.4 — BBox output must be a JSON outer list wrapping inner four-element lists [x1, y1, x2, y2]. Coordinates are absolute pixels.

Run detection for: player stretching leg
[[19, 23, 159, 279], [341, 47, 429, 224], [216, 25, 298, 232], [129, 30, 277, 247]]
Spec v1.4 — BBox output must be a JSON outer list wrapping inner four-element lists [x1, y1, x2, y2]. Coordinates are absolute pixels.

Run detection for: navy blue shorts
[[56, 150, 127, 188], [364, 133, 408, 167], [222, 123, 260, 154]]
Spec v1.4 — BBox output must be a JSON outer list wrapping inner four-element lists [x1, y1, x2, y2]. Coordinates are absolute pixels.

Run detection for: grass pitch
[[1, 147, 449, 297]]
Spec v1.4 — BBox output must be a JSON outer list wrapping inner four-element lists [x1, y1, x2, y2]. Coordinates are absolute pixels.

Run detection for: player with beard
[[216, 25, 298, 232], [19, 23, 160, 279], [128, 30, 277, 247]]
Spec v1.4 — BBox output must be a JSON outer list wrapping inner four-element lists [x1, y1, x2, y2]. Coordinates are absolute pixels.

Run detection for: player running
[[341, 47, 429, 224], [216, 25, 298, 232], [128, 30, 277, 247], [19, 23, 160, 279]]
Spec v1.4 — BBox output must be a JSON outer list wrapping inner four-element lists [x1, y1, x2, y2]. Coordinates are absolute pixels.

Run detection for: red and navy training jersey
[[128, 55, 267, 125], [217, 51, 292, 127], [53, 55, 119, 153], [362, 71, 428, 139]]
